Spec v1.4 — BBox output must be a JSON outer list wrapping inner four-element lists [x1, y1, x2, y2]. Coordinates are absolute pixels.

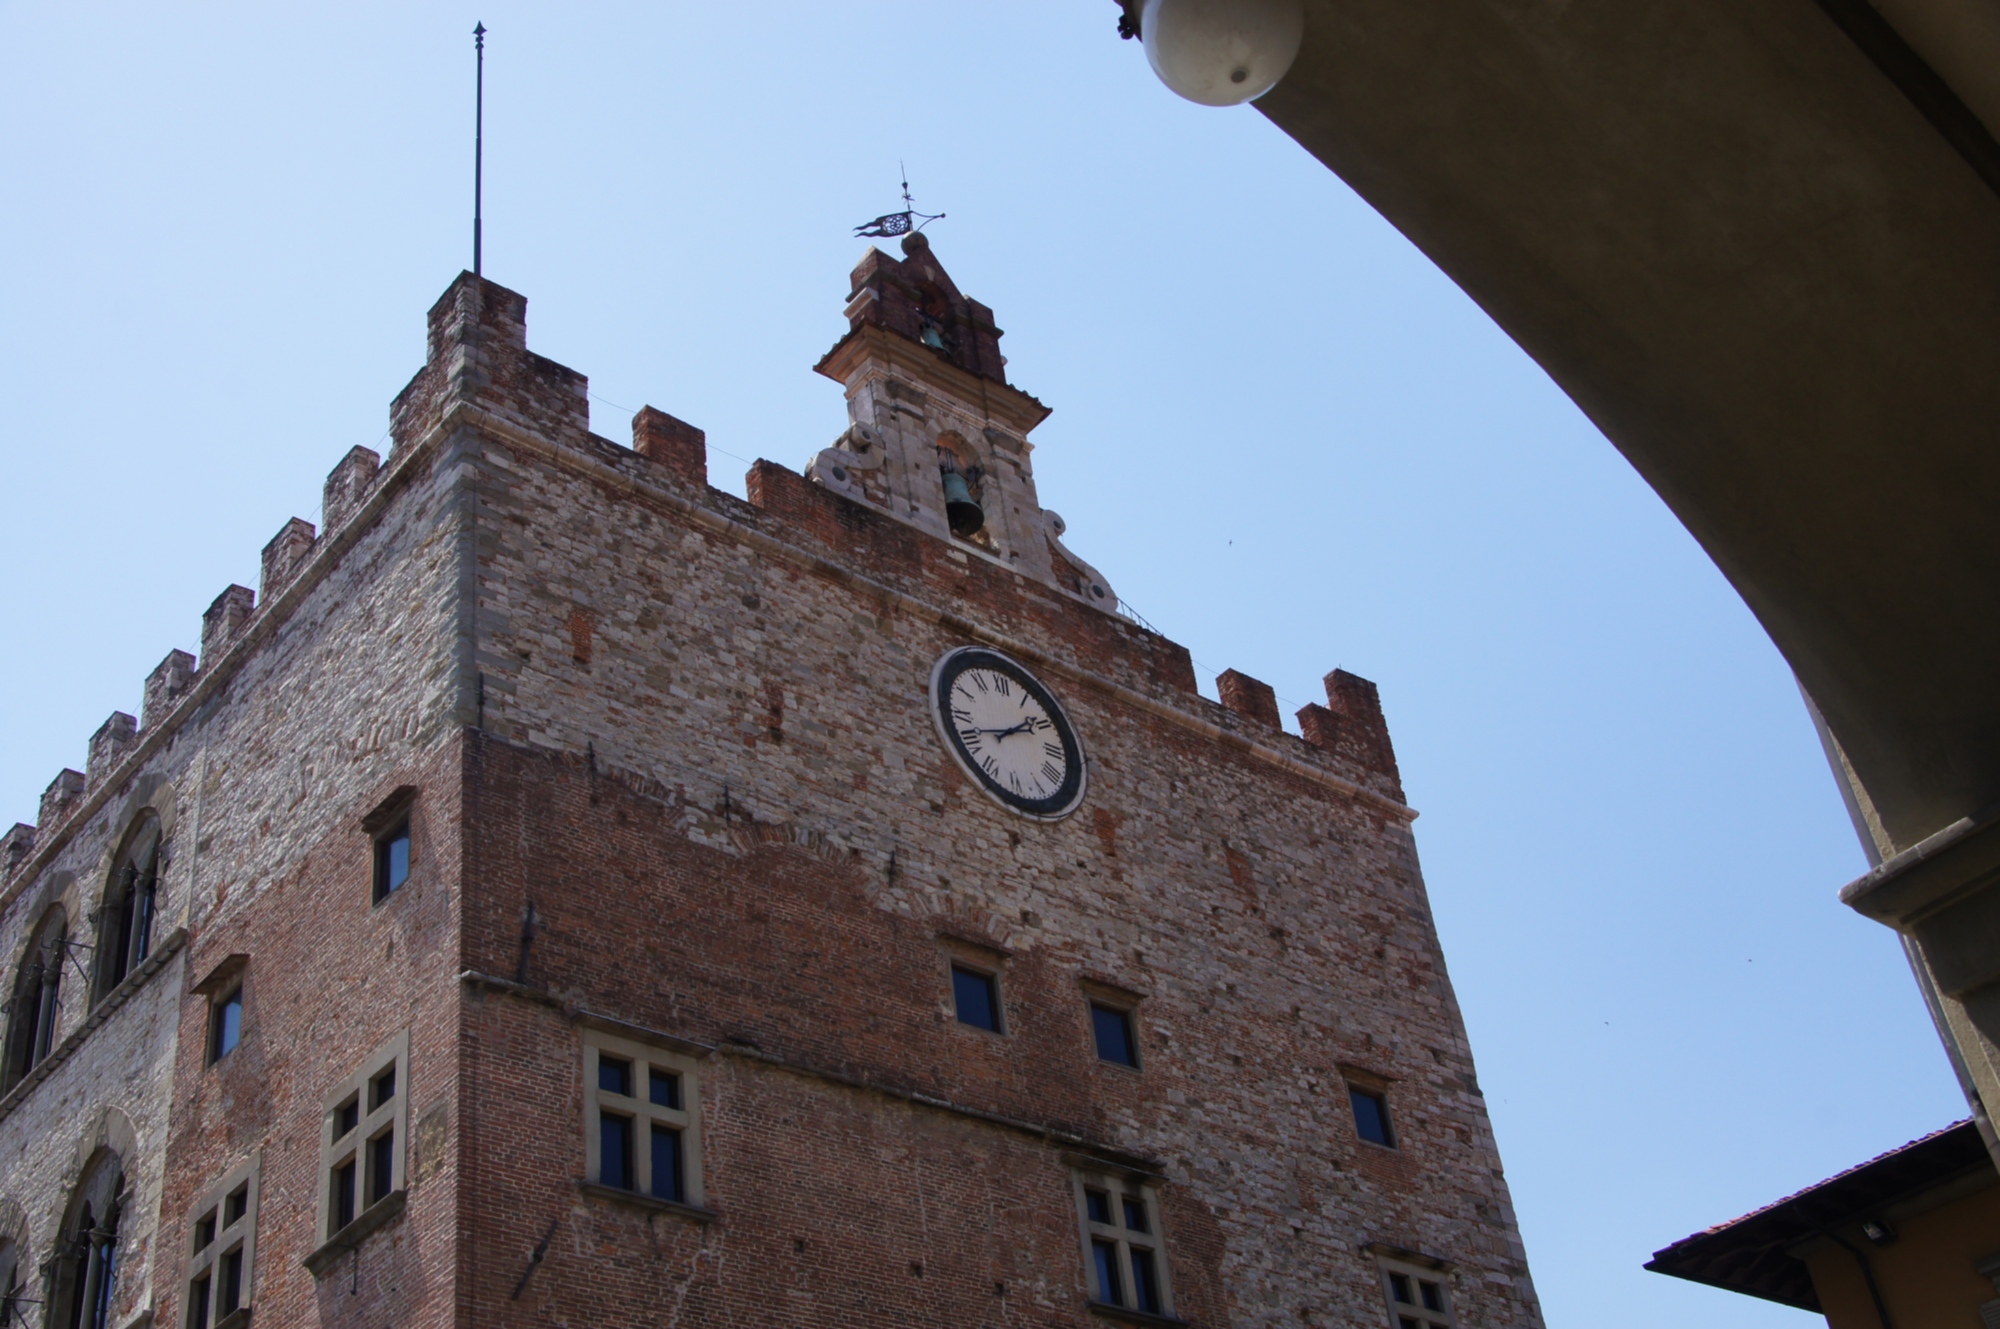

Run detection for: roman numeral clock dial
[[928, 647, 1087, 820]]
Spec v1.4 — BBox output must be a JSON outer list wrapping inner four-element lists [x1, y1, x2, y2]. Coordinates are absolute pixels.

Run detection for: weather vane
[[854, 163, 944, 239]]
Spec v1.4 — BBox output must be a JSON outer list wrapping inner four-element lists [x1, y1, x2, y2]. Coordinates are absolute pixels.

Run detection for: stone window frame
[[3, 904, 69, 1089], [1371, 1248, 1456, 1329], [1342, 1064, 1399, 1150], [939, 934, 1011, 1038], [1070, 1163, 1176, 1321], [315, 1030, 409, 1245], [184, 1152, 260, 1329], [1081, 977, 1147, 1073], [580, 1027, 707, 1215], [361, 787, 417, 907]]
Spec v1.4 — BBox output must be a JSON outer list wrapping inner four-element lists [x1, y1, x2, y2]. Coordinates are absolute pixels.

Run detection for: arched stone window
[[3, 906, 68, 1090], [94, 818, 162, 999], [46, 1151, 124, 1329]]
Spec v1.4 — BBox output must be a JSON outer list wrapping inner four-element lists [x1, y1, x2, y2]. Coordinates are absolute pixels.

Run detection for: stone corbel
[[1039, 510, 1118, 612], [806, 424, 887, 502]]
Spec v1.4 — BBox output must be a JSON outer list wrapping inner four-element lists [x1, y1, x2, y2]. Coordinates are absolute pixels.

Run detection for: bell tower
[[809, 231, 1120, 611]]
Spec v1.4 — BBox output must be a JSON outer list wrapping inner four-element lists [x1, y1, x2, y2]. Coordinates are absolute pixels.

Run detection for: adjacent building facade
[[0, 233, 1540, 1327]]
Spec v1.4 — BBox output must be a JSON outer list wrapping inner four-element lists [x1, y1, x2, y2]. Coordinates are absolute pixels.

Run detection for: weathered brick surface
[[0, 257, 1539, 1329]]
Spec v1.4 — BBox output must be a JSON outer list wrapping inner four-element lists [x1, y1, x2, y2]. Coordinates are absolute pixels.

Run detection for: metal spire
[[473, 22, 487, 277]]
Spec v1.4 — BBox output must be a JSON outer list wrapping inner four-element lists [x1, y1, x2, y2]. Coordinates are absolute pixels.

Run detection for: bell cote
[[809, 232, 1119, 613]]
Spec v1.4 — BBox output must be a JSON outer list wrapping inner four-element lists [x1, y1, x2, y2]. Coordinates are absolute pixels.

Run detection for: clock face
[[928, 647, 1087, 820]]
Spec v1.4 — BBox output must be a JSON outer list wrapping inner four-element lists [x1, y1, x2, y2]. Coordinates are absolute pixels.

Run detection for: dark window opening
[[1390, 1272, 1413, 1303], [99, 828, 161, 998], [1130, 1247, 1162, 1315], [1085, 1188, 1112, 1225], [218, 1248, 242, 1315], [192, 1214, 216, 1252], [1400, 1318, 1422, 1329], [208, 989, 242, 1064], [648, 1067, 680, 1109], [600, 1112, 634, 1189], [370, 1065, 396, 1111], [188, 1276, 211, 1329], [223, 1185, 248, 1228], [1421, 1280, 1444, 1312], [651, 1124, 684, 1202], [372, 820, 410, 903], [1351, 1086, 1394, 1147], [1122, 1197, 1148, 1234], [951, 964, 1000, 1032], [1091, 1238, 1124, 1307], [598, 1056, 632, 1097], [332, 1160, 356, 1232], [334, 1097, 360, 1141], [367, 1131, 395, 1205], [1091, 1002, 1138, 1067]]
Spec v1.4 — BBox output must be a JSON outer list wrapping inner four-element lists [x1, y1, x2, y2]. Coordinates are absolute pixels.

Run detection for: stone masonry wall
[[0, 388, 468, 1325], [440, 269, 1540, 1327]]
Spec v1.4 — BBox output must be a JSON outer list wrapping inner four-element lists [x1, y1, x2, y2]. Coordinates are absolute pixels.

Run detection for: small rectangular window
[[188, 1277, 211, 1329], [951, 964, 1001, 1032], [1350, 1085, 1395, 1147], [1090, 1002, 1138, 1067], [1376, 1254, 1455, 1328], [1073, 1168, 1173, 1318], [223, 1186, 248, 1227], [317, 1031, 409, 1247], [208, 988, 242, 1064], [193, 1214, 216, 1252], [582, 1031, 704, 1210], [373, 820, 411, 903]]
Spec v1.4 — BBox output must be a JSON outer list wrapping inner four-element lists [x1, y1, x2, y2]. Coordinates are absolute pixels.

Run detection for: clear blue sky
[[0, 4, 1964, 1324]]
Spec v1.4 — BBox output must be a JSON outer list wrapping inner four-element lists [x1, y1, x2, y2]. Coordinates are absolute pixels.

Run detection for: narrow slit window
[[332, 1160, 356, 1233], [218, 1248, 243, 1315], [188, 1277, 211, 1329], [368, 1131, 396, 1204], [951, 964, 1001, 1032]]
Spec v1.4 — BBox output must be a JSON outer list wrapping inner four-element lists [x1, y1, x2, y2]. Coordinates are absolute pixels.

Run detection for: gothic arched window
[[49, 1152, 124, 1329], [3, 906, 68, 1089], [95, 818, 162, 999]]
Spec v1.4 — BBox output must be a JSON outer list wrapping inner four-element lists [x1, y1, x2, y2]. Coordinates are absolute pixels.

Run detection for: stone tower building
[[0, 233, 1541, 1328]]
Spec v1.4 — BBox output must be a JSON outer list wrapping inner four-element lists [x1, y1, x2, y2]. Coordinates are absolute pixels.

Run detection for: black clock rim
[[932, 648, 1086, 819]]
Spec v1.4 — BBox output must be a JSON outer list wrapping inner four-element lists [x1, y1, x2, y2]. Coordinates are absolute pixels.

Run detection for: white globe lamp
[[1140, 0, 1305, 106]]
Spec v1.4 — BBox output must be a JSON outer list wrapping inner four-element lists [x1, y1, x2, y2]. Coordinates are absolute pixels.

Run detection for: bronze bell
[[940, 466, 985, 537]]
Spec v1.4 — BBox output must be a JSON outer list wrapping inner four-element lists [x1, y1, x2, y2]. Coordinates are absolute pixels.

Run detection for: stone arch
[[75, 1105, 138, 1176]]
